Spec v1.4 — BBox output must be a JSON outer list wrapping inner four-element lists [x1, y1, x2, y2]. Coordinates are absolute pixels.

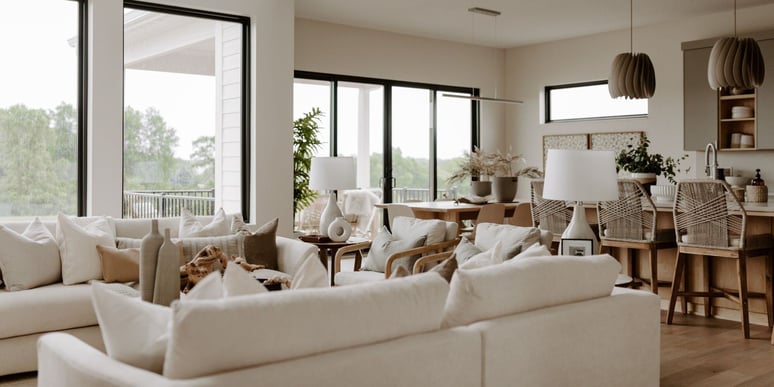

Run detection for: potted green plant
[[615, 135, 688, 202], [293, 108, 323, 217], [447, 147, 496, 196]]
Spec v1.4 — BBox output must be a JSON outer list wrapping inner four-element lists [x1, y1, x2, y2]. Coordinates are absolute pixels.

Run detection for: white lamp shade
[[310, 157, 356, 191], [543, 149, 618, 202]]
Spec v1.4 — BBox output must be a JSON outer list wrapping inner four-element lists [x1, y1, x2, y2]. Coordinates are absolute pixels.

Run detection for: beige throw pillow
[[0, 218, 61, 291], [242, 217, 279, 270], [475, 223, 541, 259], [57, 214, 116, 285], [429, 254, 458, 283], [96, 245, 140, 283], [361, 226, 426, 273], [458, 241, 504, 270], [389, 266, 410, 279], [178, 208, 230, 237]]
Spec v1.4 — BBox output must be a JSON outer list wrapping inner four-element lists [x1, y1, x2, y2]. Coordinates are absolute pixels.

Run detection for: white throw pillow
[[57, 214, 116, 285], [475, 223, 541, 259], [509, 243, 552, 261], [91, 282, 170, 373], [0, 218, 61, 290], [163, 273, 449, 379], [291, 256, 329, 289], [458, 241, 503, 269], [443, 254, 621, 328], [178, 208, 230, 237]]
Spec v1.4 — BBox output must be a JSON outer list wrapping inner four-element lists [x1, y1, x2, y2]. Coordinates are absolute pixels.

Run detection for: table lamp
[[310, 157, 356, 236], [542, 149, 618, 254]]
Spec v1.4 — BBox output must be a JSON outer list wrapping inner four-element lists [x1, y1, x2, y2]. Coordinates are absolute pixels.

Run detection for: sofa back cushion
[[163, 273, 450, 379], [0, 219, 61, 290], [392, 217, 456, 245], [442, 254, 620, 328]]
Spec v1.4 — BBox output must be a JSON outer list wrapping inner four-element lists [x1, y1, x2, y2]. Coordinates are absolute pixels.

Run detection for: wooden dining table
[[374, 201, 529, 228]]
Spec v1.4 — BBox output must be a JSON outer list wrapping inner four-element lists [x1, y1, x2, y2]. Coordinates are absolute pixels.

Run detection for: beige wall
[[295, 18, 507, 152], [506, 3, 774, 196]]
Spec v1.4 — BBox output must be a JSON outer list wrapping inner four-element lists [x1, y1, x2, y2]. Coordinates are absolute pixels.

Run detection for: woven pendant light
[[608, 0, 656, 99], [707, 0, 765, 90]]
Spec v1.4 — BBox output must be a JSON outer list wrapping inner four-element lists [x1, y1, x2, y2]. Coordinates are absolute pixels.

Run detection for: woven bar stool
[[667, 179, 774, 339], [597, 179, 677, 294], [530, 179, 572, 253]]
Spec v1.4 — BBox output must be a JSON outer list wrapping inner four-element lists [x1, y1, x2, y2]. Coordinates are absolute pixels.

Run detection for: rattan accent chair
[[529, 179, 571, 251], [597, 179, 677, 294], [667, 179, 774, 339]]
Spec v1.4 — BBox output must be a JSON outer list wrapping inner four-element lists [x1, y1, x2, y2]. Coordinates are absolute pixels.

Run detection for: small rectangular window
[[545, 81, 647, 122]]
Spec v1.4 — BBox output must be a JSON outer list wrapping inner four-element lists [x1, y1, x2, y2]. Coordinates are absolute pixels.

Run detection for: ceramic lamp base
[[559, 202, 599, 255], [319, 193, 343, 236]]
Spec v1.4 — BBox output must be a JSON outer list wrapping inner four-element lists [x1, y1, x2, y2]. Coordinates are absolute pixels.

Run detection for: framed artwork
[[561, 238, 594, 256], [589, 131, 643, 155], [542, 134, 589, 168]]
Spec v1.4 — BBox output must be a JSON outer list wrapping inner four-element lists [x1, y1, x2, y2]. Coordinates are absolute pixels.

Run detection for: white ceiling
[[295, 0, 774, 48]]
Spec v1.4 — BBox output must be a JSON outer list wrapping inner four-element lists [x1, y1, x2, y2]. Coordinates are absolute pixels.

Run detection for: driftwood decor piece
[[179, 245, 264, 293]]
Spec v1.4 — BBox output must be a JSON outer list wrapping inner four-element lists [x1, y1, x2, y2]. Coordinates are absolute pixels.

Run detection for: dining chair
[[460, 203, 506, 240], [384, 204, 415, 230], [597, 179, 677, 294], [667, 179, 774, 339], [529, 179, 571, 252]]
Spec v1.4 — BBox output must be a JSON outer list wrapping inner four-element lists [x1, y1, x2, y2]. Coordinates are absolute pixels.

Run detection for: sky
[[0, 0, 214, 160]]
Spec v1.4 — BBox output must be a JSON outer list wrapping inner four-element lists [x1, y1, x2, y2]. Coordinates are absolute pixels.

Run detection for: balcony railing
[[391, 187, 457, 203], [123, 190, 215, 218]]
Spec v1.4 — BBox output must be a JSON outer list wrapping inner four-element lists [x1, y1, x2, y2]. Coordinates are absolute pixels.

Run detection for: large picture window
[[545, 81, 648, 122], [123, 2, 249, 219], [0, 0, 83, 220], [293, 72, 477, 233]]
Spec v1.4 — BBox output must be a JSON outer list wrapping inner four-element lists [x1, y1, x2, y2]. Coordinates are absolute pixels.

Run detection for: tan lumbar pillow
[[96, 245, 140, 283]]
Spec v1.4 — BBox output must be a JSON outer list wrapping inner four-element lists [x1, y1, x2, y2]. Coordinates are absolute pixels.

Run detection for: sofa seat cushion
[[335, 270, 385, 285], [0, 283, 96, 339], [163, 273, 450, 379], [443, 254, 621, 328]]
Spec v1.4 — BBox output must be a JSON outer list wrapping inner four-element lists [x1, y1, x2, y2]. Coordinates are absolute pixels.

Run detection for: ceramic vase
[[140, 219, 163, 302], [492, 176, 518, 203], [471, 180, 492, 197], [319, 193, 343, 236], [153, 228, 180, 306], [327, 216, 352, 242]]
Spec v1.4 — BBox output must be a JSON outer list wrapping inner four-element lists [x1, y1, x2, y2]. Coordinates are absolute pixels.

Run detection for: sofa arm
[[38, 333, 165, 387], [276, 236, 318, 277]]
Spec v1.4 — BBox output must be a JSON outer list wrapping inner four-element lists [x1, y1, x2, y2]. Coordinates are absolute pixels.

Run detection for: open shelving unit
[[718, 90, 757, 150]]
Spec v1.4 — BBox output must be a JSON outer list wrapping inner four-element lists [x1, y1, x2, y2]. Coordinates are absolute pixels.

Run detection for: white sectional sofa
[[0, 215, 318, 376], [37, 254, 661, 387]]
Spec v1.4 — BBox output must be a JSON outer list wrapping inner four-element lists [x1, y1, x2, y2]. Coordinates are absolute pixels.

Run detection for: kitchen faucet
[[704, 142, 718, 179]]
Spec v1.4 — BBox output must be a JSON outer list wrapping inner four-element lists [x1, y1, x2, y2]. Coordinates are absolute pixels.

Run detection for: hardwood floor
[[662, 310, 774, 386], [4, 309, 774, 386]]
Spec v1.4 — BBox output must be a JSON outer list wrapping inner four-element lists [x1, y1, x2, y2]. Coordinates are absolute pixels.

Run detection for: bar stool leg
[[767, 251, 774, 328], [668, 252, 686, 324], [649, 247, 658, 294], [704, 256, 712, 319], [737, 255, 751, 339]]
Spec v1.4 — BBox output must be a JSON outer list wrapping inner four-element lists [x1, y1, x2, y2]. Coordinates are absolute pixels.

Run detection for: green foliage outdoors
[[293, 108, 323, 215], [0, 103, 215, 217]]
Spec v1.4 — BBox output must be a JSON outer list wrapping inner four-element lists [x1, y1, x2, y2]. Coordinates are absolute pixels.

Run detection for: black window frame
[[122, 1, 251, 220], [294, 70, 480, 203], [544, 80, 648, 123]]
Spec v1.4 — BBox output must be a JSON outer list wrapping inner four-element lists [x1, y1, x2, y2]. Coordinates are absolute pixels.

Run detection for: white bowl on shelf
[[725, 175, 750, 187]]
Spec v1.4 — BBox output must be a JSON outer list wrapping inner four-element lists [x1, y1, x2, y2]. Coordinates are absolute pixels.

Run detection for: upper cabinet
[[683, 46, 716, 151], [683, 33, 774, 151]]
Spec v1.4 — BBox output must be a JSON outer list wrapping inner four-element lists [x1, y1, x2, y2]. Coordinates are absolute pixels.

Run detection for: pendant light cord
[[630, 0, 633, 53], [734, 0, 737, 37]]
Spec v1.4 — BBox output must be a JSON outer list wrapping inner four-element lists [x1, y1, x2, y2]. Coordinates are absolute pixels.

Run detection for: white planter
[[650, 184, 676, 204]]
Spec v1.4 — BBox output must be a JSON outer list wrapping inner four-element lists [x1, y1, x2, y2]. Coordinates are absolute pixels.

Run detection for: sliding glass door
[[391, 86, 431, 202]]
